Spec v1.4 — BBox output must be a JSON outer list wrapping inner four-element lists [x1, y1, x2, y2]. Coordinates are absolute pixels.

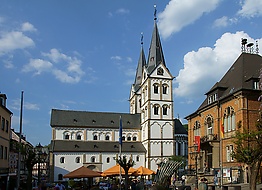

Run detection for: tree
[[232, 114, 262, 190], [20, 144, 37, 190], [116, 155, 135, 190]]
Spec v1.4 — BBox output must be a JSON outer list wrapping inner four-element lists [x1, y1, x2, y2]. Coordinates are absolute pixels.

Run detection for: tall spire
[[147, 4, 166, 74], [133, 33, 146, 91]]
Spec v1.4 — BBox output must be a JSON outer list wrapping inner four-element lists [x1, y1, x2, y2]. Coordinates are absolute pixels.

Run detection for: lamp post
[[190, 144, 199, 190], [35, 143, 47, 185]]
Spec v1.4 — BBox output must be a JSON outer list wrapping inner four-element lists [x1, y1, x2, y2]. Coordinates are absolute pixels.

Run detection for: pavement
[[173, 182, 262, 190]]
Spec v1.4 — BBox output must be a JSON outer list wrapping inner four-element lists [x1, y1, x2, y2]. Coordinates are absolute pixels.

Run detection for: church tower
[[129, 7, 175, 170]]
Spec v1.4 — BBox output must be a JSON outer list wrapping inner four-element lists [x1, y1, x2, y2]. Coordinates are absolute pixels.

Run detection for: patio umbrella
[[135, 166, 156, 176], [102, 164, 137, 176], [63, 166, 101, 178]]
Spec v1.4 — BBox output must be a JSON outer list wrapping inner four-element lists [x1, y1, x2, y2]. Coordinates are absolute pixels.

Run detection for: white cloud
[[22, 58, 53, 75], [3, 60, 14, 69], [52, 69, 81, 83], [111, 56, 122, 60], [0, 31, 35, 54], [42, 48, 85, 83], [10, 99, 40, 111], [126, 57, 132, 62], [21, 22, 37, 32], [213, 16, 238, 28], [174, 31, 261, 99], [238, 0, 262, 17], [158, 0, 220, 39], [116, 8, 130, 14]]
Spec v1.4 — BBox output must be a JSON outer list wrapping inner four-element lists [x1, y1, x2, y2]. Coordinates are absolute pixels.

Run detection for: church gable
[[148, 63, 173, 79]]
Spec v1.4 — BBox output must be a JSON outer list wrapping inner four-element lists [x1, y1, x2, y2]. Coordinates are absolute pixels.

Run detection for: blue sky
[[1, 0, 262, 146]]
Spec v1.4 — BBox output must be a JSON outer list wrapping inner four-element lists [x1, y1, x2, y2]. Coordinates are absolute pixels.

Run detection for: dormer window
[[208, 93, 217, 104], [254, 81, 259, 90]]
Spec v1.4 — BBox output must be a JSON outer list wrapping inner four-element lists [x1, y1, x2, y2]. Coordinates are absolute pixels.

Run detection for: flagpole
[[17, 91, 24, 189], [119, 116, 123, 190], [220, 105, 224, 188]]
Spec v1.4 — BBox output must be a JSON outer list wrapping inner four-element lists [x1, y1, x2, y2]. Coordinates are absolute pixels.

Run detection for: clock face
[[157, 68, 164, 75]]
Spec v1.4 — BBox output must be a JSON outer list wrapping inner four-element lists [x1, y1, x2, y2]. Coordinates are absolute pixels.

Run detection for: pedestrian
[[131, 179, 137, 190], [181, 175, 186, 186], [198, 178, 208, 190], [55, 181, 65, 190], [214, 175, 218, 186]]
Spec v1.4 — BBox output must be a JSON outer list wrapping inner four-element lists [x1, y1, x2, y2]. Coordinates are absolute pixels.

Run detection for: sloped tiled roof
[[174, 119, 187, 135], [50, 109, 141, 130], [50, 140, 146, 153], [186, 53, 262, 118]]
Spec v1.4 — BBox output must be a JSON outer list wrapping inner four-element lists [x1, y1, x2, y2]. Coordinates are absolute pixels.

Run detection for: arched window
[[64, 132, 70, 140], [153, 105, 159, 115], [193, 121, 200, 136], [65, 134, 69, 139], [91, 156, 96, 163], [105, 135, 110, 140], [163, 105, 168, 115], [205, 115, 213, 135], [75, 157, 80, 163], [122, 136, 126, 141], [162, 84, 168, 94], [127, 136, 131, 141], [132, 136, 137, 141], [136, 155, 140, 162], [153, 83, 159, 94], [224, 107, 235, 132], [93, 134, 98, 140], [77, 134, 81, 140], [106, 157, 110, 163], [58, 174, 63, 180], [60, 157, 65, 163]]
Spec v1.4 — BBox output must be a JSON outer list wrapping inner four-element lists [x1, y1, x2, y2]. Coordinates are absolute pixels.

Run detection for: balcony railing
[[200, 134, 218, 143]]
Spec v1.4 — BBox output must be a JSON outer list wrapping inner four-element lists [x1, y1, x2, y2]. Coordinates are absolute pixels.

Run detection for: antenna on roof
[[241, 38, 257, 54], [247, 42, 254, 54], [256, 40, 259, 54], [141, 32, 144, 45], [241, 38, 247, 53], [154, 4, 157, 21]]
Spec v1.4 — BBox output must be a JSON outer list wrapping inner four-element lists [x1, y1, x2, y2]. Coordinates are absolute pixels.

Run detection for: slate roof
[[50, 140, 146, 153], [186, 53, 262, 118], [50, 109, 141, 130], [174, 119, 187, 135], [146, 21, 166, 74]]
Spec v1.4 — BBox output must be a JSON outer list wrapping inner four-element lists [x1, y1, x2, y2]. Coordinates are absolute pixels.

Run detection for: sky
[[1, 0, 262, 146]]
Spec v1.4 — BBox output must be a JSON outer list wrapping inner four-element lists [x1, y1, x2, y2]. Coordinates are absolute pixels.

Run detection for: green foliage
[[232, 125, 262, 165]]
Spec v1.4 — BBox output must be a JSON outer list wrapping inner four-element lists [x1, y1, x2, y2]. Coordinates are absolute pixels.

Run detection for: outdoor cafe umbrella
[[102, 164, 137, 176], [63, 166, 101, 178], [135, 166, 156, 176]]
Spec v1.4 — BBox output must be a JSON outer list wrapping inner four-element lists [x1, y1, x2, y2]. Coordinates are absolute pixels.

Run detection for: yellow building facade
[[0, 94, 12, 188], [186, 52, 262, 184]]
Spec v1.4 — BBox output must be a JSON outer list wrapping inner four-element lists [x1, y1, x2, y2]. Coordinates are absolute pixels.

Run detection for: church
[[49, 12, 187, 182]]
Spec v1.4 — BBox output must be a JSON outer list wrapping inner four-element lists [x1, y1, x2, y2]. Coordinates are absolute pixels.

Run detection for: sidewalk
[[174, 182, 262, 190]]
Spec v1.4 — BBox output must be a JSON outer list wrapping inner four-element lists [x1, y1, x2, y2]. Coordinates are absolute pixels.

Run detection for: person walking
[[181, 175, 186, 186], [198, 178, 208, 190], [55, 181, 65, 190]]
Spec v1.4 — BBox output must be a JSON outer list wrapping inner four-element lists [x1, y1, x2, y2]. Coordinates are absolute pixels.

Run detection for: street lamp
[[190, 144, 199, 190], [35, 143, 47, 184]]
